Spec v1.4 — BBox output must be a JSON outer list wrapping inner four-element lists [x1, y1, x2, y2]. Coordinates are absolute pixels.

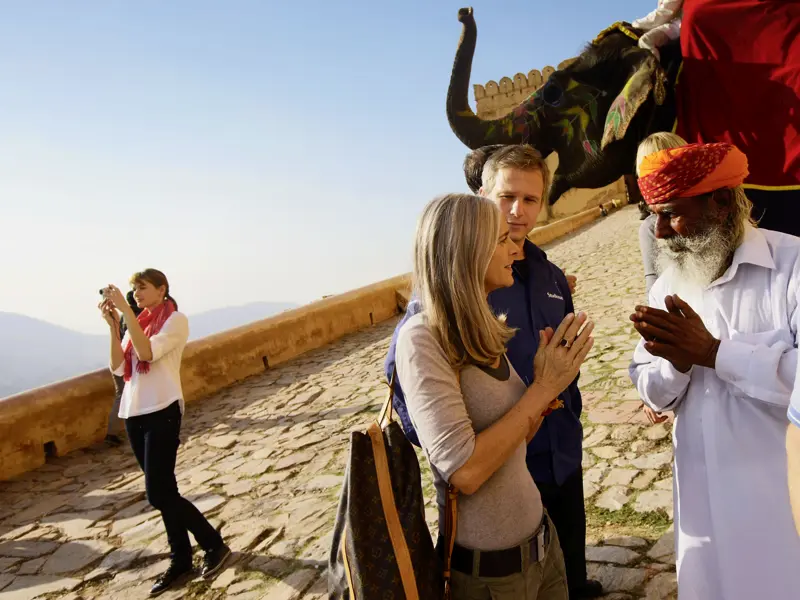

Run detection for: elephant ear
[[601, 52, 667, 150]]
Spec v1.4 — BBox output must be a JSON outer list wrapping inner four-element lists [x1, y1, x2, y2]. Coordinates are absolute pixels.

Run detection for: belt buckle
[[536, 529, 546, 563]]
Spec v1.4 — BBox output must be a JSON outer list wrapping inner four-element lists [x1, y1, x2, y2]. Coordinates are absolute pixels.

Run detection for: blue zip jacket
[[383, 240, 583, 486]]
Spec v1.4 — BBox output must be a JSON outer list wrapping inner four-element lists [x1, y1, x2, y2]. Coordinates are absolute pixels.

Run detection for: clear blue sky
[[1, 0, 644, 334]]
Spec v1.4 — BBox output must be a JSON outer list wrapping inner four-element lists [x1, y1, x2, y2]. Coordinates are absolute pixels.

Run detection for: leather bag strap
[[443, 484, 458, 599], [443, 368, 460, 600], [377, 368, 396, 428], [378, 364, 460, 598], [368, 421, 419, 600]]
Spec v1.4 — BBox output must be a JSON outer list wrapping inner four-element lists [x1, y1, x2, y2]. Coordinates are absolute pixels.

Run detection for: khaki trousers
[[450, 514, 568, 600]]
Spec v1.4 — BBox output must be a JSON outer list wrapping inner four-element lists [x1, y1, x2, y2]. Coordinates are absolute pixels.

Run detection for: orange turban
[[638, 143, 749, 205]]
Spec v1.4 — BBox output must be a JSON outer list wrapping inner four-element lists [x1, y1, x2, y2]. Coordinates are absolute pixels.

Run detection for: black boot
[[104, 434, 122, 447], [149, 560, 193, 597], [201, 543, 232, 579]]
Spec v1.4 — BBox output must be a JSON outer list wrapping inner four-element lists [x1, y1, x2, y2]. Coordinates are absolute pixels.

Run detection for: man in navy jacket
[[384, 145, 601, 598]]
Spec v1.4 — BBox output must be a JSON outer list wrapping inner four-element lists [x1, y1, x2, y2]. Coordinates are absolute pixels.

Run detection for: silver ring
[[560, 338, 573, 349]]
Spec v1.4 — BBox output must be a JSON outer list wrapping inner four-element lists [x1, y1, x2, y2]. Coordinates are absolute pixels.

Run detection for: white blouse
[[111, 311, 189, 419]]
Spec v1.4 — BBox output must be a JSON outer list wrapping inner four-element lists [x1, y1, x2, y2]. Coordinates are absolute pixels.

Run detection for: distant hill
[[187, 301, 297, 340], [0, 301, 297, 398], [0, 312, 107, 399]]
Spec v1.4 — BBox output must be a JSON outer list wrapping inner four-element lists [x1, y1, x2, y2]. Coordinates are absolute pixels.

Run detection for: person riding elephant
[[446, 8, 681, 208], [631, 0, 682, 61], [672, 0, 800, 235], [446, 2, 800, 235]]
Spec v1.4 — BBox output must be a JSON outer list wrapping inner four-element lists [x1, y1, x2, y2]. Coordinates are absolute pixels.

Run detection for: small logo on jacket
[[547, 292, 564, 301]]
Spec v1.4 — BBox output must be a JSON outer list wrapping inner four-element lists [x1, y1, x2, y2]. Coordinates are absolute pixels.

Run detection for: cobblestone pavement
[[0, 206, 676, 599]]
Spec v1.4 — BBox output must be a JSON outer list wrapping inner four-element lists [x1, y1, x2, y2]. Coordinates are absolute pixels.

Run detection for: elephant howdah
[[446, 8, 681, 205]]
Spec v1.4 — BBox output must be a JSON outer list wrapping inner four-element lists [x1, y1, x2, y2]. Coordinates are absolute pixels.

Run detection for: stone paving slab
[[0, 206, 676, 599]]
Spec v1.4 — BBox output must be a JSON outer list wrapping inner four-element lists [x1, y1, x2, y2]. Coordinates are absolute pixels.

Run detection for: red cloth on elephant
[[638, 143, 749, 205], [676, 0, 800, 189]]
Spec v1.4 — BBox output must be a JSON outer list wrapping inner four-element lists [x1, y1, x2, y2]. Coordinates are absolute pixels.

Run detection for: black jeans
[[107, 375, 125, 436], [536, 469, 587, 596], [125, 401, 222, 563]]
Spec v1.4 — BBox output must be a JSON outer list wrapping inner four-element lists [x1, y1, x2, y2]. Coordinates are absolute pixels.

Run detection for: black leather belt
[[447, 516, 551, 578]]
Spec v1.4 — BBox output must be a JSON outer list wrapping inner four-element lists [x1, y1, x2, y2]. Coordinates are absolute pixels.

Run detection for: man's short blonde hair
[[481, 145, 551, 202]]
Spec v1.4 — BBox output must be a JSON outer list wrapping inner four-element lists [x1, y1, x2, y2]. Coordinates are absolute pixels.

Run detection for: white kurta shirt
[[630, 225, 800, 600], [791, 369, 800, 427], [111, 311, 189, 419]]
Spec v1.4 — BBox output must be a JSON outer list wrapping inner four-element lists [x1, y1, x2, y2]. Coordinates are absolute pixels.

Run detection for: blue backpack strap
[[387, 365, 422, 447], [384, 300, 424, 447], [386, 362, 460, 450]]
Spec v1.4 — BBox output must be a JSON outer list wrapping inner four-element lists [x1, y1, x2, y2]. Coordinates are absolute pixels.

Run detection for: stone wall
[[0, 274, 410, 480], [473, 59, 627, 223], [529, 198, 624, 247], [0, 191, 626, 481]]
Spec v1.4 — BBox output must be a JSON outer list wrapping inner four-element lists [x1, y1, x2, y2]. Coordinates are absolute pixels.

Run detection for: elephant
[[447, 5, 800, 237], [446, 7, 683, 205]]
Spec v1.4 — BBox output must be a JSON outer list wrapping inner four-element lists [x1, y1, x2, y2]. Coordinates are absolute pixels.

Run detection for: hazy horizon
[[1, 299, 299, 335], [1, 0, 644, 335], [0, 300, 300, 398]]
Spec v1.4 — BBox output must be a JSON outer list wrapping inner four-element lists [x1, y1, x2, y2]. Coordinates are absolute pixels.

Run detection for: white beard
[[658, 268, 708, 318], [654, 223, 737, 316]]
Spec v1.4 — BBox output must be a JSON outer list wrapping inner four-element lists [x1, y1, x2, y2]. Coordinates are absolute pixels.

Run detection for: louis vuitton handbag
[[328, 370, 458, 600]]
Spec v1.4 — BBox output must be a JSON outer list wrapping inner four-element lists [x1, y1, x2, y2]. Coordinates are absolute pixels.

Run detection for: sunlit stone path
[[0, 206, 676, 599]]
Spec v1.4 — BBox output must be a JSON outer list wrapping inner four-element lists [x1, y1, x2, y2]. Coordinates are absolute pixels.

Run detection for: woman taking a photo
[[99, 269, 230, 596], [395, 194, 594, 599], [105, 290, 142, 447]]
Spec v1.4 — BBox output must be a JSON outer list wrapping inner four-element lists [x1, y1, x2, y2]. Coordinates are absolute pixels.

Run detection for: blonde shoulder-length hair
[[413, 193, 516, 368]]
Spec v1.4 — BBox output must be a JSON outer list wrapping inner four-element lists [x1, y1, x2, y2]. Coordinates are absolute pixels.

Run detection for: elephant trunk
[[549, 174, 571, 206], [446, 7, 545, 150]]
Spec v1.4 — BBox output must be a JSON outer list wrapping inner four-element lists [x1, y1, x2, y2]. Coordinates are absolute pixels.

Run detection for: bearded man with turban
[[629, 137, 800, 600]]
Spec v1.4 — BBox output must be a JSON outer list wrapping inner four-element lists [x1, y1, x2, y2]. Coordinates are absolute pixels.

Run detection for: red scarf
[[123, 299, 177, 381]]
